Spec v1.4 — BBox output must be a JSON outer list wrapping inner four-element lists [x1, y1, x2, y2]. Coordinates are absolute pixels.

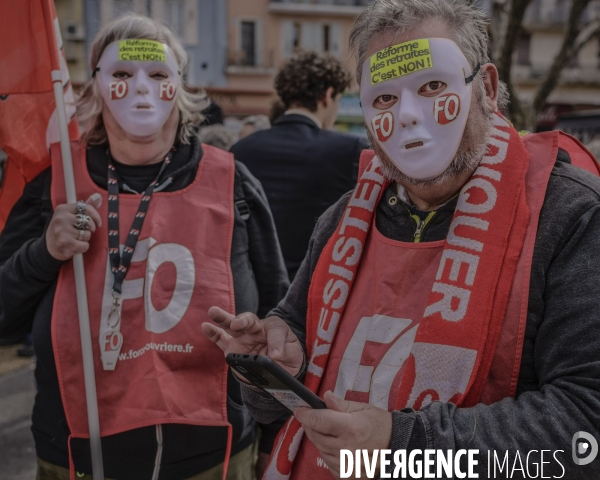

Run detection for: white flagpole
[[50, 71, 105, 480], [41, 0, 103, 476], [50, 70, 105, 480]]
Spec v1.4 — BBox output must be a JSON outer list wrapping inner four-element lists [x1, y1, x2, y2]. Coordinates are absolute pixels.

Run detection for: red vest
[[266, 120, 600, 479], [50, 142, 235, 470]]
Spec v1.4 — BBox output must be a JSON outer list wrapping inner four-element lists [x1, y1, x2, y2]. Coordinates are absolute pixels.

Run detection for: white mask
[[360, 38, 479, 181], [95, 39, 180, 137]]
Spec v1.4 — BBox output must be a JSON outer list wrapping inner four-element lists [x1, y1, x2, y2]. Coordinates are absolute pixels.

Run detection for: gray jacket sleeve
[[392, 163, 600, 479], [0, 169, 63, 339], [233, 161, 291, 451], [234, 161, 290, 317]]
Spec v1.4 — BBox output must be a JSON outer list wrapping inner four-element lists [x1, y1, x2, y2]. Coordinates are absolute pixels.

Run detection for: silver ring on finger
[[74, 214, 92, 230], [78, 229, 86, 241], [75, 200, 87, 215]]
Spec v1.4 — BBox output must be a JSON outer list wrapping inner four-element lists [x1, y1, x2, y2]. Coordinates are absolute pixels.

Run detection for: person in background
[[231, 52, 368, 280], [200, 100, 224, 126], [238, 115, 271, 141], [269, 99, 286, 125], [0, 14, 288, 480], [198, 124, 236, 151]]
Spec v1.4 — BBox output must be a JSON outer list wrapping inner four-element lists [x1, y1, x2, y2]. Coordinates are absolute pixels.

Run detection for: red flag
[[0, 0, 80, 231]]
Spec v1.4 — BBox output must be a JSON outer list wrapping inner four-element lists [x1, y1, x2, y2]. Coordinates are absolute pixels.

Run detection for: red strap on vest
[[556, 131, 600, 175]]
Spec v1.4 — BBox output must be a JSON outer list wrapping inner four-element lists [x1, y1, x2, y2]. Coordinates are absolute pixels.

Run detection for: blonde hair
[[77, 14, 208, 144]]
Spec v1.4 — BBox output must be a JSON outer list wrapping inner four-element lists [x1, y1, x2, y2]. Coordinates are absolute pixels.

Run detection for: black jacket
[[231, 114, 368, 280], [0, 137, 290, 479], [243, 149, 600, 479]]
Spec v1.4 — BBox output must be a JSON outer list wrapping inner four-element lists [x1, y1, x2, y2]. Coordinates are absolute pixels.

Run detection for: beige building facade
[[58, 0, 600, 131], [509, 0, 600, 129], [55, 0, 88, 85], [213, 0, 371, 117], [60, 0, 371, 117], [64, 0, 226, 89]]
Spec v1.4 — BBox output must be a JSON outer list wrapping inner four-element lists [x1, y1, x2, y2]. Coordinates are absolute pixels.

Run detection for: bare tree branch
[[574, 19, 600, 54], [495, 0, 534, 129], [532, 0, 593, 116], [496, 0, 533, 82], [490, 0, 511, 62]]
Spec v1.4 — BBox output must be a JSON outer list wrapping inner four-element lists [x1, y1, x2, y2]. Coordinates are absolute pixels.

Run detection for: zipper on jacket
[[151, 425, 163, 480], [409, 211, 436, 242]]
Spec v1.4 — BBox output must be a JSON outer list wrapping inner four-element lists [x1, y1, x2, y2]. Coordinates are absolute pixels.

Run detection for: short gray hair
[[242, 115, 271, 131], [350, 0, 509, 111], [198, 125, 236, 151], [78, 14, 209, 145]]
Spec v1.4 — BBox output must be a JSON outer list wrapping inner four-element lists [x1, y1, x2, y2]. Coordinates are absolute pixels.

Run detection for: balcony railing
[[513, 64, 600, 85], [269, 0, 372, 16], [226, 50, 277, 76], [524, 0, 600, 28], [272, 0, 372, 5]]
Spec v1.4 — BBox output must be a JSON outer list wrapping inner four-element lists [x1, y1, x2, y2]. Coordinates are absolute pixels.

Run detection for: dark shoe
[[17, 343, 35, 357], [0, 334, 27, 346]]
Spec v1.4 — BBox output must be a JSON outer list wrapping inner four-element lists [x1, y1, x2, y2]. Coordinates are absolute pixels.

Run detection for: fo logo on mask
[[159, 82, 177, 101], [109, 81, 128, 100], [573, 432, 598, 466], [372, 112, 394, 142], [434, 94, 460, 125]]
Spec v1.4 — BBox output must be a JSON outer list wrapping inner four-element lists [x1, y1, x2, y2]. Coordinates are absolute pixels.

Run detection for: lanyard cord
[[106, 150, 174, 295]]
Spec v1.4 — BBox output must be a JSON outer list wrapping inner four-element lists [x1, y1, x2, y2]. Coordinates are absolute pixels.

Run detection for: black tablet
[[226, 353, 326, 413]]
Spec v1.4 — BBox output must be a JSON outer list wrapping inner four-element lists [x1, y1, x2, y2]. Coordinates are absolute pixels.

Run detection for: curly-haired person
[[231, 51, 368, 281], [275, 52, 351, 116]]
